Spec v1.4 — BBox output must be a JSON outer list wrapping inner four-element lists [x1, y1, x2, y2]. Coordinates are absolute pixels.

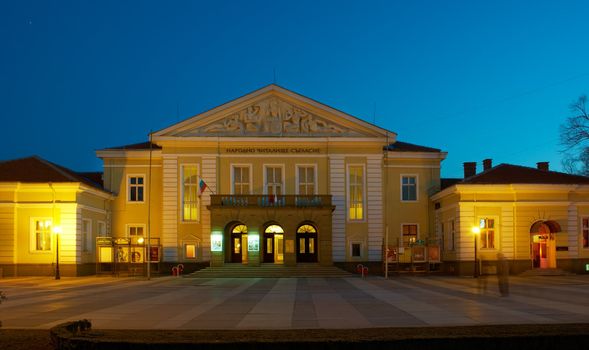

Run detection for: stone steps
[[185, 264, 352, 278], [518, 268, 574, 276]]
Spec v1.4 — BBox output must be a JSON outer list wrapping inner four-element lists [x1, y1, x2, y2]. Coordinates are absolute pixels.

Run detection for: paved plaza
[[1, 274, 589, 330]]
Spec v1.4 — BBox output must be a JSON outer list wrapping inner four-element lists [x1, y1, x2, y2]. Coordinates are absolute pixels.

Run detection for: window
[[33, 219, 52, 251], [182, 165, 199, 221], [297, 165, 316, 195], [265, 166, 283, 195], [128, 176, 144, 202], [582, 218, 589, 248], [479, 218, 496, 249], [449, 219, 455, 251], [185, 243, 197, 259], [351, 242, 362, 257], [82, 219, 92, 252], [402, 224, 418, 246], [97, 221, 107, 237], [401, 175, 417, 201], [348, 165, 364, 220], [232, 165, 251, 194], [128, 225, 144, 237]]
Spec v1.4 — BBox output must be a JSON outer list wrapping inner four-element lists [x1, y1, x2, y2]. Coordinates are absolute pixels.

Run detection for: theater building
[[96, 84, 446, 272]]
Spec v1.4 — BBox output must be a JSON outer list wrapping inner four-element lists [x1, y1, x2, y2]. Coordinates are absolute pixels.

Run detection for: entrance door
[[230, 224, 248, 263], [231, 231, 243, 263], [263, 232, 274, 263], [530, 221, 559, 269], [264, 224, 284, 264], [296, 224, 318, 263]]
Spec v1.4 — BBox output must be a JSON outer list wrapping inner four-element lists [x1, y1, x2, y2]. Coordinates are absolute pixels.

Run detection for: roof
[[99, 141, 161, 151], [441, 178, 462, 190], [0, 156, 107, 191], [385, 141, 441, 153], [455, 163, 589, 185]]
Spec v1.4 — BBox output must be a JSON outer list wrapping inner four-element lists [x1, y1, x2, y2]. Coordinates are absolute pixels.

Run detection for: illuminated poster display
[[211, 233, 223, 252], [248, 234, 259, 252]]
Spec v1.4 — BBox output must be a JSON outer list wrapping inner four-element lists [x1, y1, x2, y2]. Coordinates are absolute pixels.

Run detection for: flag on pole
[[198, 178, 208, 196]]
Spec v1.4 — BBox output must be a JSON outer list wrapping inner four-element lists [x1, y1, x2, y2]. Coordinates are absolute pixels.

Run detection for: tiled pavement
[[1, 274, 589, 329]]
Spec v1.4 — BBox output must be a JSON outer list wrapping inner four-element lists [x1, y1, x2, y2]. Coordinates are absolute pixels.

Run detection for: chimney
[[463, 162, 477, 178], [537, 162, 549, 171], [483, 158, 493, 171]]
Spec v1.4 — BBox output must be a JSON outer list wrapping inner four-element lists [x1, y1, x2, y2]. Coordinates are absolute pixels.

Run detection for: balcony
[[209, 195, 333, 209]]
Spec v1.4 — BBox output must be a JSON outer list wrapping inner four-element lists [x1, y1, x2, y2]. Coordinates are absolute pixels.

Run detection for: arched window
[[297, 224, 317, 234], [265, 224, 284, 234], [232, 224, 248, 234]]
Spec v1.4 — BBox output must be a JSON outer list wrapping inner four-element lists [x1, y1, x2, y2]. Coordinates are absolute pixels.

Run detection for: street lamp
[[53, 226, 62, 280], [471, 226, 480, 278]]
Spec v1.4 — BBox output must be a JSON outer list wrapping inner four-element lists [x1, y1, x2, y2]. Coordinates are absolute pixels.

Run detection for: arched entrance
[[263, 224, 284, 264], [230, 224, 248, 263], [297, 224, 318, 263], [530, 220, 560, 269]]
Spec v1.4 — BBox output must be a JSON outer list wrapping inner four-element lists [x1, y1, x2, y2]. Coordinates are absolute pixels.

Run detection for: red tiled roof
[[385, 141, 441, 153], [0, 156, 107, 191], [100, 141, 161, 151], [454, 163, 589, 185]]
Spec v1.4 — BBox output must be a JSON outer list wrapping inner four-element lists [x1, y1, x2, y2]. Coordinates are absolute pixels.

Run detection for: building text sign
[[225, 147, 321, 154]]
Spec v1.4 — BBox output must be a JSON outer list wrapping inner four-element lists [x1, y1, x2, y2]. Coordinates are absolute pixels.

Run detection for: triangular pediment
[[153, 85, 396, 139]]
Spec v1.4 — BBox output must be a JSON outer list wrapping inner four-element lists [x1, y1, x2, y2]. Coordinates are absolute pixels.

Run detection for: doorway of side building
[[530, 220, 560, 269], [296, 224, 318, 263], [230, 224, 248, 263], [263, 224, 284, 264]]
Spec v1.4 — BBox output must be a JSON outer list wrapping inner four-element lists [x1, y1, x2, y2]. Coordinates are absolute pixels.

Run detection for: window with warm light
[[348, 165, 364, 220], [128, 225, 144, 237], [182, 165, 199, 221], [128, 176, 144, 202], [479, 218, 496, 249], [33, 219, 52, 251], [185, 243, 197, 259], [402, 224, 418, 246]]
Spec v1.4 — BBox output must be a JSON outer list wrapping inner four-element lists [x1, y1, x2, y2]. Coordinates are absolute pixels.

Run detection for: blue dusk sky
[[2, 0, 589, 178]]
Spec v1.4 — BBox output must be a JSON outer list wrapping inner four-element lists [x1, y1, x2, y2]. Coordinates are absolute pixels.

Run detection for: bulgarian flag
[[198, 178, 208, 196]]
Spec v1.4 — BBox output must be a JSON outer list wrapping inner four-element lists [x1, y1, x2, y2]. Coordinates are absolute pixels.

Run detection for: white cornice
[[386, 151, 448, 160], [96, 150, 163, 159]]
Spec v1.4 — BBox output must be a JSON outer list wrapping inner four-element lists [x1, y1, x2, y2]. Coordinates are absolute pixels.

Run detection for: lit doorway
[[530, 221, 560, 269], [296, 224, 318, 263], [264, 224, 284, 263], [231, 224, 248, 263]]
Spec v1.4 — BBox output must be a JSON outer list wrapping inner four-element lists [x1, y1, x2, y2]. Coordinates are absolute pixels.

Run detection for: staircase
[[519, 268, 574, 276], [185, 263, 352, 278]]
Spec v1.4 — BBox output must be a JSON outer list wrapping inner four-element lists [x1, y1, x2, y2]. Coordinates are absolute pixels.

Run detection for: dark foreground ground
[[3, 324, 589, 350]]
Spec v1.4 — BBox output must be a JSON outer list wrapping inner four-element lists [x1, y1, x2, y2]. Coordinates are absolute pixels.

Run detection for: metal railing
[[210, 195, 332, 208]]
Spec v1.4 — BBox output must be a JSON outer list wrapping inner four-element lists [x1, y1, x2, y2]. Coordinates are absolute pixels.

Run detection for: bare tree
[[560, 95, 589, 176]]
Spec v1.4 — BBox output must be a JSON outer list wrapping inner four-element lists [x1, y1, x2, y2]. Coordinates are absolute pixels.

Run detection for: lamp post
[[53, 226, 62, 280], [471, 226, 480, 278]]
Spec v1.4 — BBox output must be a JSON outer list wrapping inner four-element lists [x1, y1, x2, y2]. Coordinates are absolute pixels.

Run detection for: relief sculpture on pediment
[[195, 97, 354, 136]]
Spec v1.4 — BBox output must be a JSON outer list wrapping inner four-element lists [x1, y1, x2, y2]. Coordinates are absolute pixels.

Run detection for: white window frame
[[82, 218, 92, 253], [126, 224, 146, 238], [181, 164, 200, 222], [400, 174, 418, 202], [478, 217, 498, 250], [30, 217, 53, 253], [401, 223, 419, 247], [295, 164, 317, 195], [127, 174, 145, 203], [263, 164, 285, 195], [346, 164, 366, 222], [231, 164, 252, 195], [97, 220, 107, 237], [582, 217, 589, 249]]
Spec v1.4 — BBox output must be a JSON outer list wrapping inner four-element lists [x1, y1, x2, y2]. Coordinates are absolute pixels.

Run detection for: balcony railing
[[210, 195, 332, 208]]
